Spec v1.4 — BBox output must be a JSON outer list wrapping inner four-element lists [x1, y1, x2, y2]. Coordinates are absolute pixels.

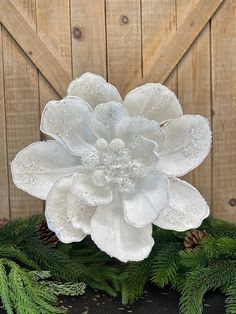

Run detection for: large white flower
[[11, 72, 211, 262]]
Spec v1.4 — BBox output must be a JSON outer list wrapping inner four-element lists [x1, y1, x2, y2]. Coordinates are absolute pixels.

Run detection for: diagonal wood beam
[[124, 0, 225, 93], [0, 0, 224, 97], [0, 0, 71, 98]]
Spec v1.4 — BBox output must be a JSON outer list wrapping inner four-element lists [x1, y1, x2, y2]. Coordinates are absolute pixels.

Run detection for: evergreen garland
[[0, 215, 235, 313]]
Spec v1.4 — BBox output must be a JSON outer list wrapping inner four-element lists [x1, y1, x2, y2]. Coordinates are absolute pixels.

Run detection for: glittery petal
[[154, 177, 210, 231], [67, 190, 96, 234], [124, 83, 183, 124], [128, 135, 159, 167], [72, 173, 113, 206], [11, 140, 82, 200], [115, 116, 164, 150], [45, 176, 86, 243], [91, 196, 154, 262], [122, 173, 169, 227], [90, 101, 129, 141], [40, 96, 96, 156], [157, 115, 211, 176], [67, 72, 122, 109]]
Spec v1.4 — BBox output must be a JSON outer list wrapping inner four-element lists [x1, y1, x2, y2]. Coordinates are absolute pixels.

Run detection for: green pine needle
[[0, 215, 235, 313]]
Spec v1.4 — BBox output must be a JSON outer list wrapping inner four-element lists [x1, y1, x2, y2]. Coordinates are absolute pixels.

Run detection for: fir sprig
[[0, 215, 235, 313]]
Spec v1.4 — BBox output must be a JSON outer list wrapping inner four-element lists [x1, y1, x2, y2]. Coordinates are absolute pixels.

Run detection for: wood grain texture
[[177, 0, 212, 206], [125, 0, 224, 93], [211, 0, 236, 220], [0, 25, 10, 219], [36, 0, 72, 112], [71, 0, 107, 78], [2, 0, 43, 218], [106, 0, 142, 97], [0, 0, 235, 222], [142, 0, 177, 93], [0, 0, 71, 98]]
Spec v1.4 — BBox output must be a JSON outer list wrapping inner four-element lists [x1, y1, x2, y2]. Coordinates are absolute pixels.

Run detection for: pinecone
[[37, 217, 59, 245], [0, 217, 9, 228], [184, 229, 208, 250]]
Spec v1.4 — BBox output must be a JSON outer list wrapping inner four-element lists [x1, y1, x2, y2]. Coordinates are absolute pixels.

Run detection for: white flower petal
[[67, 72, 122, 109], [122, 173, 169, 227], [128, 135, 159, 167], [67, 190, 96, 234], [115, 116, 164, 150], [124, 83, 183, 124], [91, 196, 154, 262], [154, 177, 210, 231], [45, 176, 86, 243], [40, 96, 96, 156], [90, 101, 129, 141], [157, 115, 211, 176], [72, 173, 113, 206], [11, 140, 82, 200]]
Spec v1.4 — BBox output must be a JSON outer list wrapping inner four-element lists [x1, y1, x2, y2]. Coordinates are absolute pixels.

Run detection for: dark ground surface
[[58, 285, 226, 314], [0, 285, 226, 313]]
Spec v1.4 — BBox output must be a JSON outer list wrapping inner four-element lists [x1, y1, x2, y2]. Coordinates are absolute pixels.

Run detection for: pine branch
[[225, 278, 236, 314], [151, 242, 183, 287], [179, 260, 236, 314], [0, 261, 14, 314], [5, 259, 65, 314], [121, 259, 151, 304], [0, 245, 39, 270]]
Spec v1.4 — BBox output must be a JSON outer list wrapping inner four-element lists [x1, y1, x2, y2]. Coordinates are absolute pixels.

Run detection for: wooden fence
[[0, 0, 235, 222]]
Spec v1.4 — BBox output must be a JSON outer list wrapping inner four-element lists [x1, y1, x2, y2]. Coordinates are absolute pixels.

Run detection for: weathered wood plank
[[36, 0, 72, 112], [125, 0, 224, 93], [0, 0, 70, 98], [106, 0, 142, 97], [3, 0, 42, 218], [71, 0, 106, 78], [142, 0, 177, 93], [211, 0, 236, 221], [0, 24, 10, 219], [177, 0, 212, 206]]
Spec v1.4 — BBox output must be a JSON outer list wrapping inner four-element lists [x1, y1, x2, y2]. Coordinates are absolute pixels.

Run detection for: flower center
[[81, 138, 147, 193]]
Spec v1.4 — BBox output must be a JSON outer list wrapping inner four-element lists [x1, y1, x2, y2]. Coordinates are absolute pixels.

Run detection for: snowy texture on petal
[[67, 190, 96, 234], [90, 101, 129, 141], [72, 173, 113, 206], [11, 140, 82, 200], [157, 115, 211, 176], [122, 173, 169, 227], [91, 196, 154, 262], [154, 177, 210, 231], [115, 116, 164, 150], [45, 176, 86, 243], [124, 83, 183, 124], [128, 135, 159, 167], [40, 96, 96, 156], [67, 72, 122, 109]]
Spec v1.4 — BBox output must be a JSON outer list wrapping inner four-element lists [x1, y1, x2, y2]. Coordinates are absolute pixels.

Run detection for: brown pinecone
[[37, 217, 59, 245], [0, 217, 9, 228], [184, 229, 208, 250]]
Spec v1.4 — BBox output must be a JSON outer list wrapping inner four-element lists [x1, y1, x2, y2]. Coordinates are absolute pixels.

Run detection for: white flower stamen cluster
[[81, 138, 146, 193]]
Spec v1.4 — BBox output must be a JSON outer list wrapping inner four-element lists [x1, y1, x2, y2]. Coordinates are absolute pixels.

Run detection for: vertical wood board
[[177, 0, 212, 206], [0, 24, 10, 219], [36, 0, 72, 113], [211, 0, 236, 220], [2, 0, 42, 218], [71, 0, 107, 79], [106, 0, 142, 97], [142, 0, 177, 92]]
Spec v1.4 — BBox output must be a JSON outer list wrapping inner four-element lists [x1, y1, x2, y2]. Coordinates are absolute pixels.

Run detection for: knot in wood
[[121, 15, 129, 24], [229, 198, 236, 207], [73, 26, 82, 39]]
